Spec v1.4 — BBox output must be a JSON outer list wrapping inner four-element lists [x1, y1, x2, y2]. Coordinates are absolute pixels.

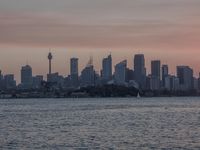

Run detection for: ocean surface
[[0, 97, 200, 150]]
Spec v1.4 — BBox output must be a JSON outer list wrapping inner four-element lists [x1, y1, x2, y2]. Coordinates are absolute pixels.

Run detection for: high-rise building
[[70, 58, 79, 87], [198, 73, 200, 91], [21, 65, 33, 88], [0, 70, 5, 90], [150, 75, 160, 90], [32, 75, 43, 89], [193, 77, 198, 91], [134, 54, 146, 89], [114, 60, 127, 85], [126, 68, 134, 82], [162, 65, 169, 87], [177, 66, 193, 91], [4, 74, 16, 89], [164, 75, 179, 91], [151, 60, 161, 79], [102, 54, 112, 81], [80, 65, 95, 87], [151, 60, 161, 90], [0, 70, 3, 80]]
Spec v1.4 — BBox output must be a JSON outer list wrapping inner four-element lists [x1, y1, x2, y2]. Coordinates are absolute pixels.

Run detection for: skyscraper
[[70, 58, 79, 87], [177, 66, 193, 91], [21, 65, 33, 89], [32, 75, 43, 89], [80, 65, 95, 87], [151, 60, 161, 79], [0, 70, 3, 80], [4, 74, 16, 89], [114, 60, 127, 85], [151, 60, 161, 90], [134, 54, 146, 89], [162, 64, 169, 87], [102, 54, 112, 81]]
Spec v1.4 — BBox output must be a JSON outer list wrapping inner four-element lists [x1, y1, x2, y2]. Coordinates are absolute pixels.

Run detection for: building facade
[[21, 65, 33, 89], [134, 54, 146, 89], [102, 54, 112, 82], [70, 58, 79, 87], [114, 60, 127, 85]]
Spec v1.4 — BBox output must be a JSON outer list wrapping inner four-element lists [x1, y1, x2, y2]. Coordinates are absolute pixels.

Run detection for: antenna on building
[[87, 55, 93, 67]]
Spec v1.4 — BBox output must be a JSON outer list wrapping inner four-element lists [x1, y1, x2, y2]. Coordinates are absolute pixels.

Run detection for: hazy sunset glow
[[0, 0, 200, 82]]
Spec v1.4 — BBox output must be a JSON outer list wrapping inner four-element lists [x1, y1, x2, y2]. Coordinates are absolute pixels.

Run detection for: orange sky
[[0, 0, 200, 83]]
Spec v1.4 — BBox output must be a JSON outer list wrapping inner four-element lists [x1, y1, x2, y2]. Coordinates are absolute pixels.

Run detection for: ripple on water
[[0, 97, 200, 149]]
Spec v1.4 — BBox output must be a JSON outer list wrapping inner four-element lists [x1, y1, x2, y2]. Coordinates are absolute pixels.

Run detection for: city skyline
[[0, 52, 199, 85], [0, 0, 200, 82]]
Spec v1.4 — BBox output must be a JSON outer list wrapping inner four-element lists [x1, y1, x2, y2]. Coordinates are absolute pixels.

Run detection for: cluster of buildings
[[0, 53, 199, 92]]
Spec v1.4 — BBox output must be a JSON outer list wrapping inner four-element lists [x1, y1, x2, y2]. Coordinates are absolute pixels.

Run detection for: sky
[[0, 0, 200, 83]]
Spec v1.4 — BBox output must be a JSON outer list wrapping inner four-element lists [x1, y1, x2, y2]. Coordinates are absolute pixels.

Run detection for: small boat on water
[[137, 92, 141, 98]]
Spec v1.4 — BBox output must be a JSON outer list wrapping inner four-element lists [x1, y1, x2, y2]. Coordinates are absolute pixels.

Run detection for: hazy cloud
[[0, 0, 200, 81]]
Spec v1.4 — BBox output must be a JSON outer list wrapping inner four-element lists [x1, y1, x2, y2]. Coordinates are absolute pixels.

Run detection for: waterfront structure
[[134, 54, 146, 89], [102, 54, 112, 82], [114, 60, 127, 85], [21, 65, 33, 89], [70, 58, 79, 87], [177, 66, 193, 91]]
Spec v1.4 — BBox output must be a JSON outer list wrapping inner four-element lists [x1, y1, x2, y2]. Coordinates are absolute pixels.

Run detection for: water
[[1, 97, 200, 149]]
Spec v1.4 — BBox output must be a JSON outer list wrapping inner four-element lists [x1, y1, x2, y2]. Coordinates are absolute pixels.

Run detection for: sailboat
[[137, 92, 141, 98]]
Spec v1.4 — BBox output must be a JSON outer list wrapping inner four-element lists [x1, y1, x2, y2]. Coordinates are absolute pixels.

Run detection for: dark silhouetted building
[[162, 64, 169, 87], [134, 54, 146, 89], [150, 60, 161, 90], [4, 74, 16, 89], [126, 68, 134, 82], [32, 75, 43, 89], [102, 54, 112, 81], [80, 65, 95, 87], [177, 66, 193, 91], [70, 58, 79, 87], [21, 65, 33, 89], [114, 60, 127, 85]]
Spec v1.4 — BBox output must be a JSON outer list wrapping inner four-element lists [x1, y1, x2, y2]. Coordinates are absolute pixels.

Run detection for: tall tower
[[70, 58, 79, 87], [134, 54, 146, 89], [48, 52, 53, 74], [151, 60, 161, 79], [102, 54, 112, 81]]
